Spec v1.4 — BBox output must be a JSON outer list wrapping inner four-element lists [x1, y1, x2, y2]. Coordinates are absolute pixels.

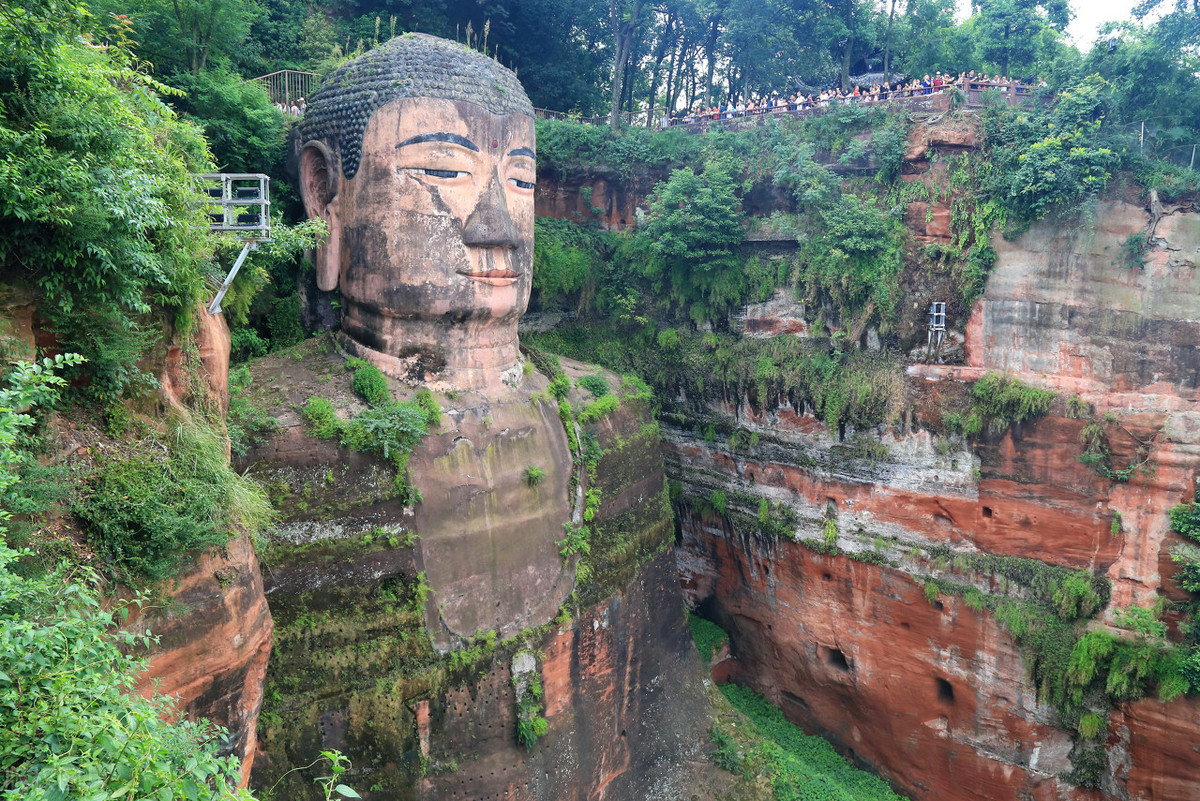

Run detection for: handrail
[[250, 69, 319, 82], [536, 78, 1036, 130], [250, 69, 321, 107]]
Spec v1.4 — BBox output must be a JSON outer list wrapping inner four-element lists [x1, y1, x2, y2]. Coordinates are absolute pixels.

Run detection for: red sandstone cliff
[[671, 128, 1200, 799]]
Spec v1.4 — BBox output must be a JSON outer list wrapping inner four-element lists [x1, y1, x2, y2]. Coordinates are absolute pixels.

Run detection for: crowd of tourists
[[275, 98, 307, 117], [663, 70, 1042, 127]]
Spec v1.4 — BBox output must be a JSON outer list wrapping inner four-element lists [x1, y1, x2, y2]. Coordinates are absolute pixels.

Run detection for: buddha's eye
[[420, 169, 467, 179], [508, 178, 534, 190]]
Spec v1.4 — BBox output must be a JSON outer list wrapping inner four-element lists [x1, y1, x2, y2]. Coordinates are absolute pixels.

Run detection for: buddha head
[[297, 34, 535, 391]]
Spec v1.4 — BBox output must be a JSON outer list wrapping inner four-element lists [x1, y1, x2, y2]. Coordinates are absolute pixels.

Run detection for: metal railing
[[251, 69, 320, 107], [194, 173, 273, 314], [534, 106, 669, 127], [537, 78, 1036, 131]]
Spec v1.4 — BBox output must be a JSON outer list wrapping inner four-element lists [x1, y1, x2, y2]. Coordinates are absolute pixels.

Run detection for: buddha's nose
[[463, 174, 519, 248]]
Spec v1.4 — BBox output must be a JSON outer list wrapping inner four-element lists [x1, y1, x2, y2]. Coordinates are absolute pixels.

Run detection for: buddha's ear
[[299, 141, 342, 292]]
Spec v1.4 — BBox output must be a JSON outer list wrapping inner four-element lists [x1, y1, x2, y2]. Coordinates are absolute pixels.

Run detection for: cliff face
[[670, 130, 1200, 799], [127, 535, 273, 786], [241, 341, 709, 799]]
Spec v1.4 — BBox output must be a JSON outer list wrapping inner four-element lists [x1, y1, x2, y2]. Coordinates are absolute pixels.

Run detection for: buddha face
[[301, 96, 535, 376]]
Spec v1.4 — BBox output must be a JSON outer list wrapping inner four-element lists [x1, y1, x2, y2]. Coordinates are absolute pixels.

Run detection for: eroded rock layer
[[672, 175, 1200, 798]]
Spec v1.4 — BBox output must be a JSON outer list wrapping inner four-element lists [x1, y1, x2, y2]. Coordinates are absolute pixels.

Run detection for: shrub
[[341, 402, 430, 473], [578, 393, 619, 424], [72, 418, 274, 581], [0, 546, 252, 800], [1, 26, 215, 392], [577, 375, 610, 398], [303, 397, 341, 439], [956, 372, 1056, 437], [557, 522, 591, 558], [548, 373, 572, 400], [525, 465, 546, 486], [351, 362, 390, 406], [1077, 711, 1105, 739]]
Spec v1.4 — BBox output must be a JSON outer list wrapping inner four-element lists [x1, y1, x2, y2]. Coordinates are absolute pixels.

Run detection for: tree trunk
[[840, 36, 854, 90], [645, 14, 675, 126], [1002, 22, 1010, 78], [703, 17, 719, 106], [608, 0, 644, 130], [883, 0, 897, 84]]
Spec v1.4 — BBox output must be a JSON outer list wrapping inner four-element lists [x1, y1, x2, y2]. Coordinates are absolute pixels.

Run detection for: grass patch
[[688, 612, 728, 663], [945, 371, 1056, 437], [72, 417, 274, 581], [716, 683, 906, 800]]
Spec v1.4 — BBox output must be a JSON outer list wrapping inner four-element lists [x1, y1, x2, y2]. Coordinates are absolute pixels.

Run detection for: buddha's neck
[[337, 320, 523, 394]]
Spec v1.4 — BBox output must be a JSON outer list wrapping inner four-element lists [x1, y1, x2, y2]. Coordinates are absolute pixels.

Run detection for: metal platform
[[195, 173, 273, 314]]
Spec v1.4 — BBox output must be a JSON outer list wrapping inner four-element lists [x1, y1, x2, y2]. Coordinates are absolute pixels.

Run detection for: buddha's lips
[[457, 268, 520, 286]]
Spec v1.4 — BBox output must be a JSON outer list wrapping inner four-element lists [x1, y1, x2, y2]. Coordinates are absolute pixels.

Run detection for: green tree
[[0, 4, 216, 397], [92, 0, 264, 76], [168, 68, 286, 174], [971, 0, 1070, 77], [640, 160, 744, 322]]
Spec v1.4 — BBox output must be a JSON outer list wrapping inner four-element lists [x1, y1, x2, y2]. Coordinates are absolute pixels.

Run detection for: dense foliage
[[715, 683, 907, 800], [0, 5, 215, 395], [72, 418, 274, 581], [0, 357, 251, 801], [0, 546, 253, 800]]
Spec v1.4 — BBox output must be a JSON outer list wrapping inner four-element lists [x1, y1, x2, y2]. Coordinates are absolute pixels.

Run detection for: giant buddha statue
[[253, 33, 707, 799], [297, 32, 536, 393]]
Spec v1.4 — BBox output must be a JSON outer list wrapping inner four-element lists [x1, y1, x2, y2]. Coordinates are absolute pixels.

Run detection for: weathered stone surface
[[732, 288, 811, 338], [966, 202, 1200, 404], [243, 343, 707, 799], [128, 534, 273, 786], [422, 549, 709, 801], [535, 170, 654, 231], [161, 306, 232, 415], [678, 509, 1081, 801], [1112, 695, 1200, 801]]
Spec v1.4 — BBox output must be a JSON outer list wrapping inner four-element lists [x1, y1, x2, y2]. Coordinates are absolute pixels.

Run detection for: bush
[[266, 293, 305, 349], [577, 375, 610, 398], [955, 372, 1056, 437], [304, 389, 439, 501], [577, 393, 619, 424], [1, 24, 214, 380], [351, 362, 390, 406], [72, 418, 274, 581], [525, 465, 546, 486], [639, 161, 747, 322], [0, 546, 252, 800], [303, 397, 341, 439], [983, 75, 1122, 225]]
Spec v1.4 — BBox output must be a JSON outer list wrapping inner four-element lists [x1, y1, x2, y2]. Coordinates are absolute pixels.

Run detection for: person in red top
[[932, 72, 943, 91]]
